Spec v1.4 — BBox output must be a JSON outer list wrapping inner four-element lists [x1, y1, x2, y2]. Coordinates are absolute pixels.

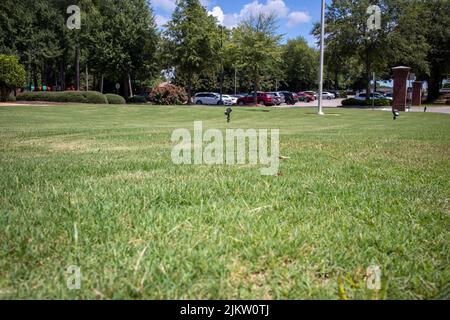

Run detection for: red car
[[237, 92, 274, 106], [298, 92, 315, 102]]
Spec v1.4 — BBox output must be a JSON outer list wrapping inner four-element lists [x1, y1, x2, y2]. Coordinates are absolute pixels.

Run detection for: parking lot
[[274, 98, 345, 108]]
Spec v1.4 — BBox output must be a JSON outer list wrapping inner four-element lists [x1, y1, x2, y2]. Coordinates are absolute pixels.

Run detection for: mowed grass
[[0, 104, 449, 300]]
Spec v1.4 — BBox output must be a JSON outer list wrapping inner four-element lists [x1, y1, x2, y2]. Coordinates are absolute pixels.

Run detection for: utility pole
[[219, 26, 224, 104], [372, 72, 375, 110], [318, 0, 326, 115]]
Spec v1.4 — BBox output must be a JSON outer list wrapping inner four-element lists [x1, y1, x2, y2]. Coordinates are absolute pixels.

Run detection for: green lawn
[[0, 104, 449, 299]]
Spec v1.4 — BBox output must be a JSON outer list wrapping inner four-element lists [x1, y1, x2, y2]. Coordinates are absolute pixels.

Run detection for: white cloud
[[209, 6, 225, 25], [152, 0, 176, 12], [287, 11, 311, 28], [240, 0, 289, 20], [208, 1, 311, 29]]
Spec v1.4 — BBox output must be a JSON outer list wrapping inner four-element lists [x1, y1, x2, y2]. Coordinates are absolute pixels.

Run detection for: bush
[[105, 94, 126, 104], [149, 84, 188, 105], [341, 98, 391, 107], [127, 95, 147, 104], [5, 94, 16, 102], [0, 55, 26, 101], [17, 91, 109, 104], [84, 91, 108, 104]]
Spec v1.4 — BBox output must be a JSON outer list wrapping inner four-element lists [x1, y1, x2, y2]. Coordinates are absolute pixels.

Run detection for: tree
[[0, 54, 26, 101], [229, 13, 282, 102], [418, 0, 450, 101], [162, 0, 221, 103], [281, 37, 319, 91], [315, 0, 429, 97]]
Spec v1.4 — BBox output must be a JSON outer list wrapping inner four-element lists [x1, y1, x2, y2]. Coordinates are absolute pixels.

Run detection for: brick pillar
[[392, 66, 410, 111], [412, 81, 422, 106]]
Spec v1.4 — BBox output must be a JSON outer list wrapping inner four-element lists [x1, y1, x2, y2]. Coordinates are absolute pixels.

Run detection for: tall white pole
[[318, 0, 326, 115]]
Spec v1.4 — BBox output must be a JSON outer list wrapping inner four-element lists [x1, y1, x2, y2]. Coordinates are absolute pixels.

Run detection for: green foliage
[[84, 91, 108, 104], [341, 98, 391, 107], [281, 37, 318, 91], [228, 13, 282, 93], [17, 91, 109, 104], [314, 0, 430, 93], [162, 0, 221, 100], [105, 94, 126, 105], [149, 85, 188, 105], [339, 91, 348, 99], [0, 54, 26, 101]]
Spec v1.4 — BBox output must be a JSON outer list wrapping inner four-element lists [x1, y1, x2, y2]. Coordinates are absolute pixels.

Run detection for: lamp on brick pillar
[[412, 81, 423, 106], [392, 66, 410, 112]]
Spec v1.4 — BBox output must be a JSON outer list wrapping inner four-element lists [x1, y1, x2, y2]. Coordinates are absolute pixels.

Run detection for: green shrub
[[6, 94, 16, 102], [105, 94, 126, 104], [60, 91, 88, 103], [17, 91, 108, 104], [149, 84, 188, 105], [341, 98, 391, 107], [84, 91, 107, 104]]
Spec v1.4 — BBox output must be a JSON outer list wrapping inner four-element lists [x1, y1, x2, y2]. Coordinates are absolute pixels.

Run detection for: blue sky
[[152, 0, 329, 47]]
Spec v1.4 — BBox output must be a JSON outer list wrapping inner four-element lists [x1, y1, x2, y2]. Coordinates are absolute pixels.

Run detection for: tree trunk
[[75, 44, 80, 91], [187, 75, 192, 105], [253, 67, 258, 105], [427, 73, 442, 103], [100, 74, 104, 93], [128, 73, 133, 98]]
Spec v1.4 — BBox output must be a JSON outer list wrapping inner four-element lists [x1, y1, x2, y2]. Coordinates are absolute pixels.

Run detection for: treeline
[[1, 0, 449, 101], [317, 0, 450, 101]]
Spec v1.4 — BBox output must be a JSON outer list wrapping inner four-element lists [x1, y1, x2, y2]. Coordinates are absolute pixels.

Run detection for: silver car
[[268, 92, 285, 105]]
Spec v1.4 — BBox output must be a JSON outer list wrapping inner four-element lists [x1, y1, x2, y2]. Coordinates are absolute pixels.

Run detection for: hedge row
[[17, 91, 126, 104], [105, 94, 126, 104], [341, 98, 391, 107]]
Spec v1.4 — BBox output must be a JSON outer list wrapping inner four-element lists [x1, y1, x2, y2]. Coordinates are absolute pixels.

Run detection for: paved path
[[274, 98, 344, 108], [410, 106, 450, 114]]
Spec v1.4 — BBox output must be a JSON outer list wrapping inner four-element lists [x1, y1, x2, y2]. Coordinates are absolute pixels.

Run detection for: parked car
[[268, 92, 285, 105], [267, 93, 281, 105], [292, 92, 300, 102], [237, 92, 275, 106], [297, 92, 315, 102], [193, 92, 222, 105], [327, 90, 340, 98], [322, 92, 336, 100], [304, 91, 317, 100], [280, 91, 296, 105], [356, 92, 391, 101], [221, 95, 238, 105]]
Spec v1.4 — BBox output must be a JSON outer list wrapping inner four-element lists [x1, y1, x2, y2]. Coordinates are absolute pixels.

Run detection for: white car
[[322, 92, 336, 100], [193, 92, 221, 105], [221, 95, 237, 105]]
